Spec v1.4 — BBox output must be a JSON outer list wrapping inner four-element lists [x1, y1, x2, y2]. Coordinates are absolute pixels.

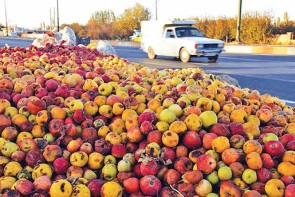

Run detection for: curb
[[103, 40, 295, 55], [224, 45, 295, 55], [2, 36, 294, 55]]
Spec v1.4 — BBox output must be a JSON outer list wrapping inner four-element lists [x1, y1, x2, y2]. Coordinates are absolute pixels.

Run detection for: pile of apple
[[0, 43, 294, 197]]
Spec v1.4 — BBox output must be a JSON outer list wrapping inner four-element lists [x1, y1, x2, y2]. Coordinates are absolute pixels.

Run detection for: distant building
[[276, 32, 295, 45]]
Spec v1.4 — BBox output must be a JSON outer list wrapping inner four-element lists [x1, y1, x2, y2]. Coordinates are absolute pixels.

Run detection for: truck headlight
[[218, 43, 224, 48], [196, 44, 203, 49]]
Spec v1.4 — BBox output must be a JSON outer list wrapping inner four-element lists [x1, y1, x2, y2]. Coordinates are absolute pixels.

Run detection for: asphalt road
[[1, 37, 295, 106], [115, 46, 295, 106]]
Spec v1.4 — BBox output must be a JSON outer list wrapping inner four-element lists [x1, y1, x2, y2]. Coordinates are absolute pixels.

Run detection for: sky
[[0, 0, 294, 29]]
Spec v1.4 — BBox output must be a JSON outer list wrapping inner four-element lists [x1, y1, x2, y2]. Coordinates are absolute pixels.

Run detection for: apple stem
[[169, 184, 184, 197]]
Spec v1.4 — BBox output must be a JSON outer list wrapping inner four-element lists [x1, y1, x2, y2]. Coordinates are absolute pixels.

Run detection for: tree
[[240, 11, 273, 44], [86, 19, 100, 39], [114, 3, 151, 38], [61, 23, 87, 36], [215, 17, 228, 40], [91, 9, 116, 24], [86, 9, 117, 39], [194, 11, 276, 44], [283, 12, 289, 23]]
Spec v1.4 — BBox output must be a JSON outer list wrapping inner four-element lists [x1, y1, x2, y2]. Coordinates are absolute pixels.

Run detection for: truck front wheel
[[180, 48, 191, 63], [148, 47, 157, 59], [208, 55, 218, 63]]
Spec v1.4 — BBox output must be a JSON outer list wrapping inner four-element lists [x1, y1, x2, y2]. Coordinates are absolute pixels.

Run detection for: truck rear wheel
[[148, 47, 157, 59], [208, 55, 218, 63], [180, 48, 191, 63]]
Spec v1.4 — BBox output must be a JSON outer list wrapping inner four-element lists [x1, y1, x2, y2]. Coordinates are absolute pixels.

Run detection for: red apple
[[14, 180, 34, 195], [94, 139, 111, 155], [140, 121, 154, 135], [161, 147, 176, 163], [229, 122, 245, 136], [111, 143, 127, 158], [53, 157, 69, 175], [140, 160, 159, 176], [163, 169, 181, 185], [202, 133, 218, 150], [287, 140, 295, 150], [140, 175, 162, 196], [280, 134, 295, 147], [264, 140, 286, 157], [174, 156, 193, 174], [123, 177, 140, 194], [182, 130, 202, 149], [261, 153, 275, 169], [45, 79, 59, 92], [251, 181, 266, 194], [25, 149, 45, 167], [281, 176, 295, 185], [220, 180, 242, 197], [87, 179, 106, 197], [27, 99, 46, 115], [209, 123, 230, 137], [81, 127, 98, 145], [177, 183, 195, 197], [146, 130, 162, 145], [285, 184, 295, 197], [257, 168, 272, 183], [196, 154, 216, 174], [138, 111, 157, 125]]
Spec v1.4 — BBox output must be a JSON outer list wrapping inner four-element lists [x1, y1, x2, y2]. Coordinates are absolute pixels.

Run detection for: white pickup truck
[[141, 20, 224, 63]]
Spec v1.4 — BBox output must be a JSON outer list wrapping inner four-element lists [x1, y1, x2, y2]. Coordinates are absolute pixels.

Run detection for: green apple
[[207, 193, 219, 197], [28, 115, 37, 125], [159, 109, 176, 124], [115, 86, 128, 94], [242, 168, 257, 184], [187, 92, 202, 102], [19, 106, 30, 117], [4, 107, 18, 118], [262, 133, 279, 144], [168, 104, 183, 117], [43, 133, 56, 142], [83, 169, 97, 181], [218, 166, 232, 181], [132, 84, 143, 93], [205, 150, 220, 162], [171, 77, 182, 86], [162, 98, 175, 108], [117, 160, 132, 172], [101, 164, 117, 181], [69, 99, 84, 112], [206, 171, 219, 184], [199, 111, 217, 128], [98, 83, 113, 96], [195, 179, 212, 196]]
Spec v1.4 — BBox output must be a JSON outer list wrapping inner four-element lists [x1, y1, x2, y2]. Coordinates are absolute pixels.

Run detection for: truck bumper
[[192, 49, 224, 57]]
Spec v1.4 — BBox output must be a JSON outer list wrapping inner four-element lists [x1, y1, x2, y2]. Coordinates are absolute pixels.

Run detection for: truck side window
[[165, 29, 174, 38]]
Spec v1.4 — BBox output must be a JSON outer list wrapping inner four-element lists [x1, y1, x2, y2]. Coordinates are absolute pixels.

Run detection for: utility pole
[[56, 0, 60, 31], [4, 0, 8, 36], [236, 0, 242, 43], [50, 8, 52, 31], [155, 0, 158, 20]]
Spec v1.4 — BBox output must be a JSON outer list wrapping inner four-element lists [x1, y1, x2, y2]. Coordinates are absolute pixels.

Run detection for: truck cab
[[141, 20, 224, 63]]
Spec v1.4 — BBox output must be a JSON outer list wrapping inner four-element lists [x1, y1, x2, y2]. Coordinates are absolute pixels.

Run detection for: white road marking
[[220, 56, 270, 62], [281, 99, 295, 104]]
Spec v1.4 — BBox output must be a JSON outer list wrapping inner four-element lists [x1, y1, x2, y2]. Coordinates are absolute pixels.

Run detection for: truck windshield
[[175, 27, 204, 38]]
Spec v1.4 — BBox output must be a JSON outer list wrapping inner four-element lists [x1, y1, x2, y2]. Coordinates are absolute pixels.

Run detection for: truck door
[[160, 28, 177, 56]]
